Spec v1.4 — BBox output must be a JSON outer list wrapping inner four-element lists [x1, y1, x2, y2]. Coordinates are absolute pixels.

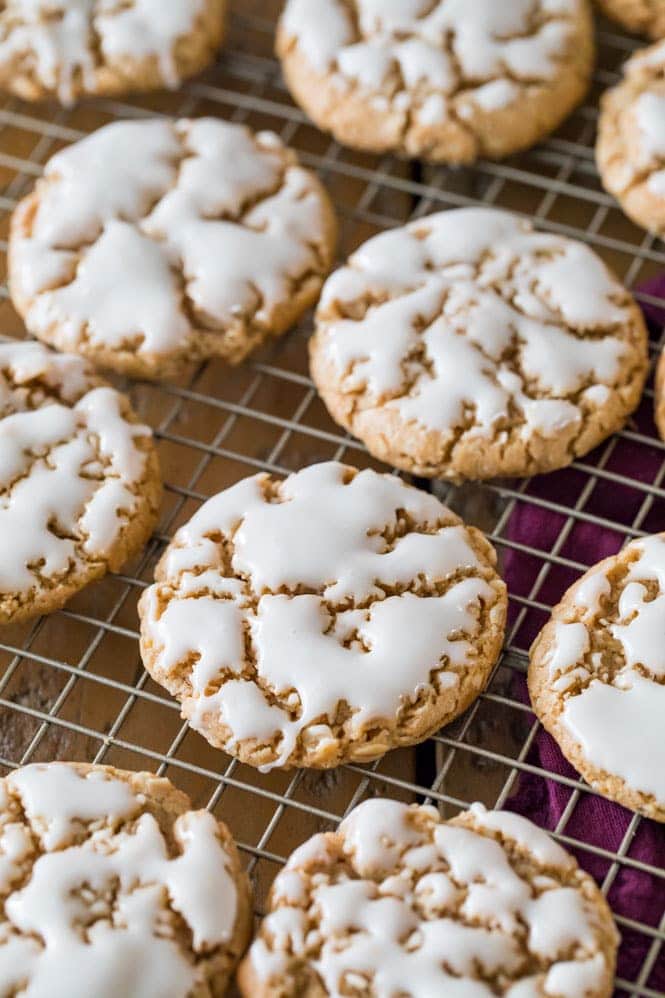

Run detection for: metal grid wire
[[0, 2, 663, 995]]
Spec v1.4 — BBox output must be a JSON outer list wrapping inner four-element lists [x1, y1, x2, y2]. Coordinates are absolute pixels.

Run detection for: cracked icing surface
[[9, 117, 337, 380], [597, 39, 665, 246], [0, 339, 160, 624], [276, 0, 594, 162], [309, 208, 648, 481], [529, 534, 665, 822], [138, 461, 507, 771], [238, 798, 618, 998], [595, 0, 665, 38], [0, 0, 226, 105], [0, 762, 251, 997]]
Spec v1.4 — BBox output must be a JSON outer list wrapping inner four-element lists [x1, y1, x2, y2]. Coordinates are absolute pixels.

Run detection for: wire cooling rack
[[0, 2, 663, 995]]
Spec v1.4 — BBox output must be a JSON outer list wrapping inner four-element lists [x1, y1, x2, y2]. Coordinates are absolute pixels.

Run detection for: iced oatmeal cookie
[[0, 761, 251, 995], [529, 533, 665, 821], [276, 0, 594, 162], [310, 208, 648, 480], [9, 117, 337, 380], [238, 797, 618, 997], [138, 461, 507, 771], [0, 339, 161, 624], [597, 40, 665, 238], [0, 0, 226, 105]]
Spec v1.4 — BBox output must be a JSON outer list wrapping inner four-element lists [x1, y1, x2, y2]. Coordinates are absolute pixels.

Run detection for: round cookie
[[9, 117, 337, 381], [138, 461, 507, 771], [0, 339, 161, 624], [0, 0, 226, 106], [597, 40, 665, 240], [0, 761, 251, 995], [595, 0, 665, 38], [238, 797, 618, 997], [310, 208, 648, 481], [529, 533, 665, 822], [276, 0, 595, 163]]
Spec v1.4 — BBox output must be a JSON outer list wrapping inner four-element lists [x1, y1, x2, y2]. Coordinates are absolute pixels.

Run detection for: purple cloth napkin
[[503, 276, 665, 993]]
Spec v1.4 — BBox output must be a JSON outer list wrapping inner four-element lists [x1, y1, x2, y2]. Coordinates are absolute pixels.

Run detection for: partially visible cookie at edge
[[9, 117, 337, 380], [597, 40, 665, 239], [276, 0, 595, 163], [0, 761, 252, 995], [0, 339, 161, 624], [0, 0, 227, 105], [238, 797, 618, 997], [529, 533, 665, 822], [655, 340, 665, 438], [138, 460, 507, 771], [309, 207, 648, 481], [595, 0, 665, 38]]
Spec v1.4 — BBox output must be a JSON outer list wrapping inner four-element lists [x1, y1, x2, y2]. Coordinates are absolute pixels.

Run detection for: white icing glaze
[[95, 0, 206, 89], [616, 44, 665, 201], [636, 91, 665, 160], [28, 219, 191, 354], [546, 621, 590, 680], [142, 461, 500, 769], [650, 169, 665, 196], [628, 37, 665, 73], [473, 79, 521, 111], [0, 0, 208, 104], [317, 209, 630, 441], [15, 117, 330, 359], [562, 669, 665, 802], [634, 89, 665, 197], [417, 91, 447, 124], [249, 798, 611, 997], [545, 954, 609, 998], [572, 568, 611, 616], [0, 340, 152, 595], [467, 803, 574, 870], [609, 536, 665, 676], [7, 763, 140, 849], [341, 798, 428, 875], [280, 0, 579, 120], [0, 763, 238, 998], [549, 536, 665, 806]]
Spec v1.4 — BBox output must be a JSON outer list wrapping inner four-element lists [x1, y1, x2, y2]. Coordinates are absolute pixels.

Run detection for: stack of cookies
[[0, 1, 662, 995]]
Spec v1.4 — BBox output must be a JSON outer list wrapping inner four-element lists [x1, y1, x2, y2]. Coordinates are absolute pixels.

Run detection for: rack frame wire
[[0, 3, 663, 995]]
